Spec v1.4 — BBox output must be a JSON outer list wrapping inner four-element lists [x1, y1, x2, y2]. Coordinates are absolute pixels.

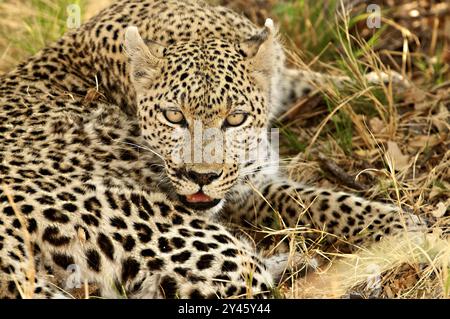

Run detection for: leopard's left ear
[[239, 19, 278, 77], [124, 26, 165, 91]]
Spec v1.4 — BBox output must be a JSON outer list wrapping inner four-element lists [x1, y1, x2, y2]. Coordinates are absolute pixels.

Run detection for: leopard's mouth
[[179, 192, 221, 210]]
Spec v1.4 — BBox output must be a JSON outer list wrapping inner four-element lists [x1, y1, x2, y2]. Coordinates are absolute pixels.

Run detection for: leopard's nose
[[185, 170, 222, 186]]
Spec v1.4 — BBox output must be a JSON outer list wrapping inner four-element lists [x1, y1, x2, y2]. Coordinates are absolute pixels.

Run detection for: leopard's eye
[[163, 109, 185, 125], [224, 112, 248, 127]]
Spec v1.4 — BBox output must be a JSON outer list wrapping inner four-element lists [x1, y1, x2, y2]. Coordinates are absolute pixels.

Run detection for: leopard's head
[[124, 22, 281, 214]]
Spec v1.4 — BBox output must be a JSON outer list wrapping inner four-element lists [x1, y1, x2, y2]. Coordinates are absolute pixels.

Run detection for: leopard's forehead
[[148, 39, 266, 122]]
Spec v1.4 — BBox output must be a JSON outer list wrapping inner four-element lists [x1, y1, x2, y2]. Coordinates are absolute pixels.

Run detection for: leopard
[[0, 0, 424, 299]]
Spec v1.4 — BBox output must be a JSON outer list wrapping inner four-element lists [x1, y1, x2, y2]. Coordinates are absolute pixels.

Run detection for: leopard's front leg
[[224, 176, 425, 251]]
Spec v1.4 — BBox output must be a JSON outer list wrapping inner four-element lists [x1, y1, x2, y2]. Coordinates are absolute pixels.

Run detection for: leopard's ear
[[239, 19, 277, 77], [124, 26, 165, 91]]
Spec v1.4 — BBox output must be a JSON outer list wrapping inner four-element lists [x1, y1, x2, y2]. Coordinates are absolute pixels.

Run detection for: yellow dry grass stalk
[[2, 184, 36, 299]]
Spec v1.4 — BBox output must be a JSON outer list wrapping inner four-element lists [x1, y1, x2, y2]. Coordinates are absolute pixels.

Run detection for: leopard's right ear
[[124, 26, 165, 91]]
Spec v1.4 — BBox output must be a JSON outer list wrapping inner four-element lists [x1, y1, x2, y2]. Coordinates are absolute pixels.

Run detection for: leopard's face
[[125, 26, 276, 213]]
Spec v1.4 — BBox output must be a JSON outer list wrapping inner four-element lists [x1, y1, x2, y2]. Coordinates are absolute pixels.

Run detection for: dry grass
[[2, 184, 36, 299], [285, 232, 450, 298], [0, 0, 88, 73], [260, 0, 450, 299], [0, 0, 448, 299]]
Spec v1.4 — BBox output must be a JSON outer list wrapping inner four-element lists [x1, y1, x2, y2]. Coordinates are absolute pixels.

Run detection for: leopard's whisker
[[120, 141, 165, 160]]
